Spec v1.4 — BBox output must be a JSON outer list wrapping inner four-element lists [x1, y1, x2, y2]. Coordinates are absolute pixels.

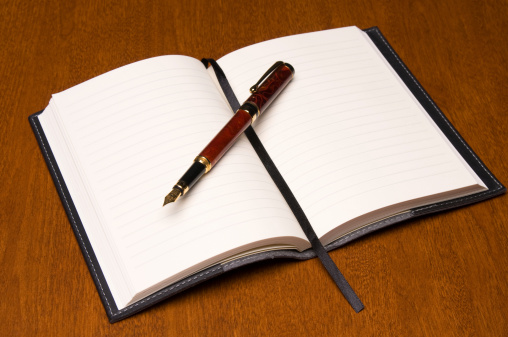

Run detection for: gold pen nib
[[163, 188, 182, 206]]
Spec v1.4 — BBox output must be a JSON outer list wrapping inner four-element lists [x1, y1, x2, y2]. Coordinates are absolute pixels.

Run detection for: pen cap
[[247, 62, 294, 116]]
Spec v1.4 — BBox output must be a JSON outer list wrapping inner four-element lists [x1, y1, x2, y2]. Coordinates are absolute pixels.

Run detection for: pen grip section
[[179, 162, 207, 191], [199, 109, 252, 167], [248, 64, 293, 115]]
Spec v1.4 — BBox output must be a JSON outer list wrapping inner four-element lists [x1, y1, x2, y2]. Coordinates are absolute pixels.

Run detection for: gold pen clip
[[249, 61, 284, 93]]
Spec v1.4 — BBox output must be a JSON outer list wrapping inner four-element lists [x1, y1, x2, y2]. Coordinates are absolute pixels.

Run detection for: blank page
[[216, 27, 486, 242], [39, 55, 308, 309]]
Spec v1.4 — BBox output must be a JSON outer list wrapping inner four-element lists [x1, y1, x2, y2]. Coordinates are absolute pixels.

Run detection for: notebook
[[29, 26, 505, 322]]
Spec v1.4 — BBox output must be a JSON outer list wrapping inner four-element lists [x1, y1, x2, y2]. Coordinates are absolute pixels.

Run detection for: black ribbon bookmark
[[201, 58, 364, 313]]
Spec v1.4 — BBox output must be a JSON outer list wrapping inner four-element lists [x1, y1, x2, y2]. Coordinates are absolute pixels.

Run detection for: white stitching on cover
[[33, 119, 114, 315], [33, 117, 222, 317], [224, 213, 410, 269]]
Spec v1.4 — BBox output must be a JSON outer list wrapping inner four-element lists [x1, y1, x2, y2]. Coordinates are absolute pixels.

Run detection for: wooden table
[[1, 0, 506, 335]]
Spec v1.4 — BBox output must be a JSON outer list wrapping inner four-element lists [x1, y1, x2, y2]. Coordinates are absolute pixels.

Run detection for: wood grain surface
[[0, 0, 506, 336]]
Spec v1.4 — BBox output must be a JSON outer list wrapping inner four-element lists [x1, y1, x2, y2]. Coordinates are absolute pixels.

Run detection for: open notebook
[[30, 26, 504, 322]]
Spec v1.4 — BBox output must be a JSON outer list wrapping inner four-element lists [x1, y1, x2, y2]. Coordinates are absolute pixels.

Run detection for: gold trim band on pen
[[194, 155, 212, 173], [239, 101, 260, 122], [174, 180, 189, 195]]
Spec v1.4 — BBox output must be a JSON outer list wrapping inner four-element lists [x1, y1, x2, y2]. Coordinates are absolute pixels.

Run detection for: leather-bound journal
[[29, 26, 504, 322]]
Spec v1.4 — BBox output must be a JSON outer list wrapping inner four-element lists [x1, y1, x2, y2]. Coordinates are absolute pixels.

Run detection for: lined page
[[40, 56, 308, 309], [216, 27, 486, 242]]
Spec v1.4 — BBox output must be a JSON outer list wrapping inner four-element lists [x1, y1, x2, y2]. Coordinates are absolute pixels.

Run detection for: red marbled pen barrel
[[163, 61, 294, 205]]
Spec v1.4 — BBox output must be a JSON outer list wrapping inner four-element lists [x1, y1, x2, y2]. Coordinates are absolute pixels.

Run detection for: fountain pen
[[163, 61, 294, 205]]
